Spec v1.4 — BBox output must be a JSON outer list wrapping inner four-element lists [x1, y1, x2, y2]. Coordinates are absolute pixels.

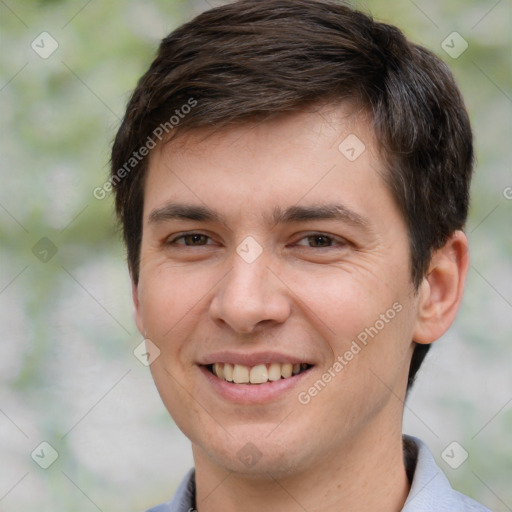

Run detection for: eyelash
[[167, 232, 347, 249], [167, 233, 214, 246], [294, 233, 345, 248]]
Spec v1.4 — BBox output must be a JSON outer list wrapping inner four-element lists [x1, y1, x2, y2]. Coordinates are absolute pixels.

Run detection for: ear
[[131, 276, 145, 337], [413, 230, 469, 344]]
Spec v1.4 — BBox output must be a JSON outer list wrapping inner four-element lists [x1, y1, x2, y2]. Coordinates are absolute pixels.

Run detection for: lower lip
[[199, 365, 312, 404]]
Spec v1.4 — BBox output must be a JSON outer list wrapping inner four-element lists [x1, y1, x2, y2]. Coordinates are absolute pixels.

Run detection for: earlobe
[[413, 231, 469, 345]]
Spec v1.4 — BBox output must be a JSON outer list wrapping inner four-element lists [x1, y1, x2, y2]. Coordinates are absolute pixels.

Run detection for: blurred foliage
[[0, 0, 510, 511]]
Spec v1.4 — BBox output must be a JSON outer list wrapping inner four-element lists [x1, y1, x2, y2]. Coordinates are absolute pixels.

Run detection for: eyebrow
[[271, 204, 370, 230], [148, 203, 222, 225], [147, 202, 370, 230]]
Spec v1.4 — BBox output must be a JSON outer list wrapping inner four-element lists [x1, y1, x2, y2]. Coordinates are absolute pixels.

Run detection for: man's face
[[133, 107, 422, 477]]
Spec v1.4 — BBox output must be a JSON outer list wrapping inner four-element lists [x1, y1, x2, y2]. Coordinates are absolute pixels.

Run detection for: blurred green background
[[0, 0, 510, 510]]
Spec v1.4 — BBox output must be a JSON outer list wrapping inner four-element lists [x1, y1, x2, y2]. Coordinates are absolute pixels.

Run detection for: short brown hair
[[111, 0, 474, 389]]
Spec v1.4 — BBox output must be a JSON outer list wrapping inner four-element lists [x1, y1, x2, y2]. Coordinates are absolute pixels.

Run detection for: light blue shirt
[[146, 436, 491, 511]]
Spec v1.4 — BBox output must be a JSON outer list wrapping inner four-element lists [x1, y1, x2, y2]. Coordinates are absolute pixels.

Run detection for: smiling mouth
[[206, 362, 312, 384]]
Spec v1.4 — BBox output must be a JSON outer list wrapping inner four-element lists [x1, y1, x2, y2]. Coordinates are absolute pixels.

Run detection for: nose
[[209, 252, 292, 334]]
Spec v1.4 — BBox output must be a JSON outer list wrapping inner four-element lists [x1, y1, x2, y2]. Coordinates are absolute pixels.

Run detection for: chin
[[191, 422, 314, 479]]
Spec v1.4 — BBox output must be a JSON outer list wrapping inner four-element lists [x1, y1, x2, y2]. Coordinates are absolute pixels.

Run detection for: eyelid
[[292, 232, 349, 247], [164, 231, 349, 247], [166, 231, 216, 245]]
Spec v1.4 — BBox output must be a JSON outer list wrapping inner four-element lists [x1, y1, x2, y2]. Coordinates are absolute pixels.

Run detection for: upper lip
[[198, 351, 314, 367]]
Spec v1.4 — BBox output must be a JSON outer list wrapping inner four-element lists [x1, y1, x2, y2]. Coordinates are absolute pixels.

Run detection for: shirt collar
[[147, 436, 489, 511], [402, 435, 489, 511]]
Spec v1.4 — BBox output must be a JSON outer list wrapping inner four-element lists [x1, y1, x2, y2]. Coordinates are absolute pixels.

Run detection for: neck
[[192, 426, 410, 512]]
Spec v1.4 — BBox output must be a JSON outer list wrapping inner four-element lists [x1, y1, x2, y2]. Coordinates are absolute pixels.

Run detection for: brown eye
[[293, 233, 348, 250], [182, 234, 209, 245], [307, 235, 333, 247], [169, 233, 212, 246], [295, 234, 335, 247]]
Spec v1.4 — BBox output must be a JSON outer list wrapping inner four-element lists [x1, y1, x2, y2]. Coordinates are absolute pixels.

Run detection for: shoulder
[[402, 436, 491, 512], [144, 469, 196, 512]]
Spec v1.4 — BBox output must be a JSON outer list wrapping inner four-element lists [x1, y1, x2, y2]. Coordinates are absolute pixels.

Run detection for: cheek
[[140, 268, 210, 431], [284, 264, 403, 342], [149, 360, 207, 444], [285, 264, 416, 394], [294, 299, 415, 434], [138, 264, 211, 339]]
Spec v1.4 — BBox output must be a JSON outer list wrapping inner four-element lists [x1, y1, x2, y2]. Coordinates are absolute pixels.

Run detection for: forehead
[[161, 102, 375, 161], [142, 105, 393, 225]]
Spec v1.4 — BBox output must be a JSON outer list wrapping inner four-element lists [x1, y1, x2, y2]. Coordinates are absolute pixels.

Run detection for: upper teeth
[[212, 363, 308, 384]]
